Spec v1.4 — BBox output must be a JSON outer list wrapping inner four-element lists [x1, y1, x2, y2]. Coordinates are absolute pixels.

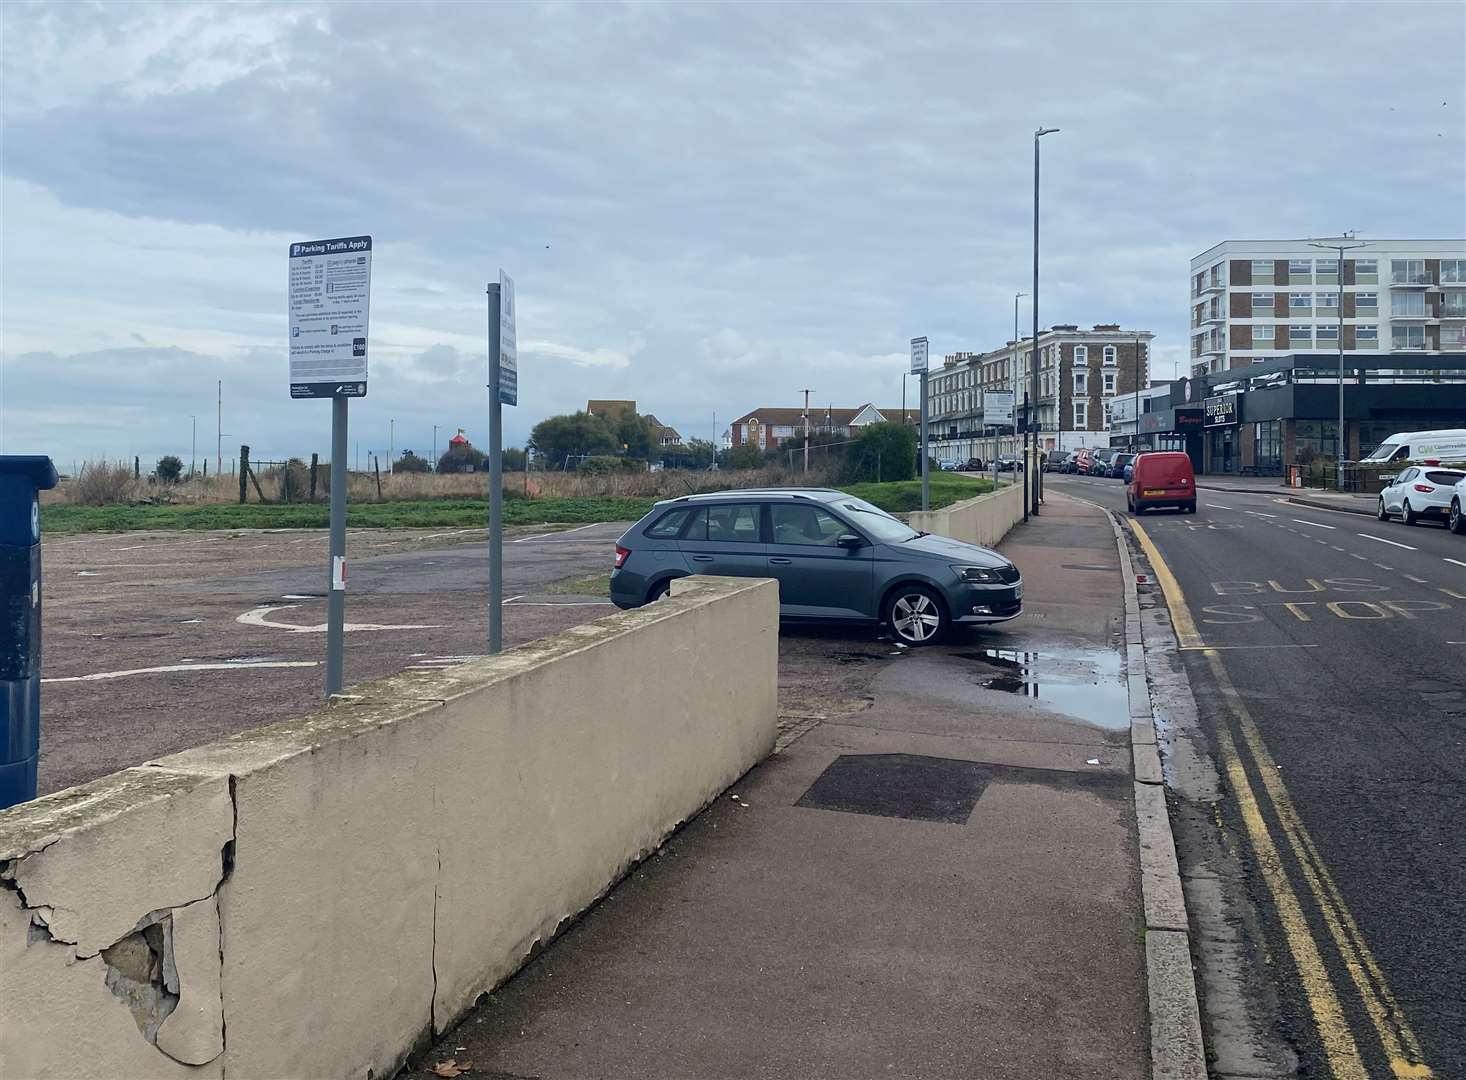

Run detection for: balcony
[[1390, 268, 1433, 287], [1440, 300, 1466, 319]]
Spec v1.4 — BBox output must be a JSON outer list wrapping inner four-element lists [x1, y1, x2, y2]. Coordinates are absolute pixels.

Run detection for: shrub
[[70, 461, 139, 505], [395, 451, 432, 474], [844, 423, 917, 483], [155, 455, 184, 483], [278, 458, 312, 503]]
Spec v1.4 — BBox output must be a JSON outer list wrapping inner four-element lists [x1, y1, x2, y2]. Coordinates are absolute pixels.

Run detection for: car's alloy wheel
[[647, 579, 672, 602], [1401, 500, 1417, 526], [1377, 498, 1389, 521], [1450, 499, 1465, 535], [887, 587, 945, 646]]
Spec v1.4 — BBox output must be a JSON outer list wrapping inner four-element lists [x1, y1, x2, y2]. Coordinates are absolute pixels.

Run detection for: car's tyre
[[1377, 498, 1389, 521], [1450, 498, 1466, 535], [1401, 500, 1418, 526], [1185, 501, 1198, 514], [646, 578, 673, 603], [884, 584, 948, 646]]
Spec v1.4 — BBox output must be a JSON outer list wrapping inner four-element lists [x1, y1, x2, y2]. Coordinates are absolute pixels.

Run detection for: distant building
[[1189, 239, 1466, 377], [642, 414, 683, 447], [728, 404, 894, 450]]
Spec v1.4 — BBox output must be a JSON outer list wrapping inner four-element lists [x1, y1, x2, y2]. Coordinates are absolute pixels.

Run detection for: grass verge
[[845, 474, 995, 513], [543, 572, 612, 597]]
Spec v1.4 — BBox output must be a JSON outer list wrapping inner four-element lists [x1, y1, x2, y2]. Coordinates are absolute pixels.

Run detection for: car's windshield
[[1360, 441, 1403, 464], [833, 497, 917, 543]]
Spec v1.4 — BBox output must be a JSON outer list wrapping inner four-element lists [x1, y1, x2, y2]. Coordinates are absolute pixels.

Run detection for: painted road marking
[[1207, 503, 1233, 509], [1293, 519, 1337, 530], [237, 605, 441, 633], [1141, 534, 1437, 1078], [1244, 511, 1278, 518], [513, 522, 605, 543], [1403, 575, 1428, 584], [1127, 518, 1202, 648], [1357, 533, 1416, 550], [1444, 558, 1466, 569], [44, 661, 319, 684]]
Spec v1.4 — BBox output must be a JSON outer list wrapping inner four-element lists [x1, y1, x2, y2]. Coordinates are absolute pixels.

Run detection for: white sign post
[[487, 270, 518, 653], [289, 235, 372, 698], [911, 337, 930, 511]]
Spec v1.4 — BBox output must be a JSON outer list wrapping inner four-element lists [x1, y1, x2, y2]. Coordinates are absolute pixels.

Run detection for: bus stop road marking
[[44, 661, 319, 684]]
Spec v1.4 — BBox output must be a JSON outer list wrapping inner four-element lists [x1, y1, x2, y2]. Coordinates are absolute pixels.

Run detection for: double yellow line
[[1129, 517, 1434, 1080]]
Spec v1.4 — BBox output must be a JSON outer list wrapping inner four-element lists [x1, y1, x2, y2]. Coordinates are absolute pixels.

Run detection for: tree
[[720, 443, 769, 471], [395, 450, 432, 473], [155, 455, 183, 483], [672, 438, 717, 470], [438, 443, 487, 474], [503, 446, 527, 472], [616, 412, 660, 462], [529, 412, 618, 467], [845, 423, 916, 483]]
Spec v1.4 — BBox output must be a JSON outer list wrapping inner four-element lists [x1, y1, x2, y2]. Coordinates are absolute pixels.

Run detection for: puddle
[[833, 651, 884, 665], [956, 647, 1129, 730]]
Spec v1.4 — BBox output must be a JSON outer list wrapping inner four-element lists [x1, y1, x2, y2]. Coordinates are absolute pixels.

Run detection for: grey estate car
[[610, 488, 1022, 645]]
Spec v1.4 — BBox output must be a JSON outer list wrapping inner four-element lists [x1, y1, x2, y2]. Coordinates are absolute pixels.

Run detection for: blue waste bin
[[1, 455, 58, 810]]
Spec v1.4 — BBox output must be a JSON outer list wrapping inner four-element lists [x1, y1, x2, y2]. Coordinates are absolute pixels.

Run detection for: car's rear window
[[683, 504, 762, 543], [644, 508, 692, 538], [1424, 471, 1465, 485]]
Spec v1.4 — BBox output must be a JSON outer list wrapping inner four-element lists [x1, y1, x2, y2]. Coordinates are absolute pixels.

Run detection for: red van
[[1128, 452, 1196, 514]]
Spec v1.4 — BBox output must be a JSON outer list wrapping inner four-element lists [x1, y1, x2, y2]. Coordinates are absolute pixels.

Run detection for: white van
[[1359, 429, 1466, 465]]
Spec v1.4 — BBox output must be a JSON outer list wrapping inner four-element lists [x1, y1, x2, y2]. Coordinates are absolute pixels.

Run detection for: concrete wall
[[0, 576, 778, 1080], [907, 482, 1026, 549]]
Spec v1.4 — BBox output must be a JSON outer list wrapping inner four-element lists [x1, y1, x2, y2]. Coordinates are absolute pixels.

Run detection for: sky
[[1, 0, 1463, 469]]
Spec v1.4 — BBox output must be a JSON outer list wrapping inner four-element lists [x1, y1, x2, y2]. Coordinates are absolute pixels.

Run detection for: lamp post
[[1014, 292, 1027, 507], [1308, 234, 1368, 490], [1133, 334, 1142, 450], [1031, 126, 1059, 519]]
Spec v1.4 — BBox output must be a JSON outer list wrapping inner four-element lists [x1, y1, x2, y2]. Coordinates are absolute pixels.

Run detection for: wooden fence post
[[239, 446, 250, 504], [309, 453, 319, 502], [373, 455, 383, 500]]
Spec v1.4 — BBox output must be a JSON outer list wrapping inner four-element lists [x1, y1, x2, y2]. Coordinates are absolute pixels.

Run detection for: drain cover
[[796, 753, 990, 824]]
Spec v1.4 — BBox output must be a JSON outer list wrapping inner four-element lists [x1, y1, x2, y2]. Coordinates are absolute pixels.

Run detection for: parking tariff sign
[[498, 269, 517, 406], [289, 236, 372, 398]]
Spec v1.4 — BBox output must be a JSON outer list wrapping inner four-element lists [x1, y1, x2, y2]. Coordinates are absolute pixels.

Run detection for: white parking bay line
[[1357, 533, 1416, 550], [1292, 519, 1336, 530], [44, 661, 319, 684], [1445, 557, 1466, 569], [513, 522, 604, 544], [1207, 503, 1232, 509], [1403, 575, 1429, 584]]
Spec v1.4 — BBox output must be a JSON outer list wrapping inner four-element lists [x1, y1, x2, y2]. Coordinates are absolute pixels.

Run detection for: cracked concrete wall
[[0, 576, 777, 1080], [908, 482, 1025, 549]]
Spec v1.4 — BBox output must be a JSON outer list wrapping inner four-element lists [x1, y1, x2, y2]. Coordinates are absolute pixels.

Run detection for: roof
[[730, 405, 873, 426], [586, 399, 636, 418], [658, 487, 847, 506], [876, 407, 917, 423]]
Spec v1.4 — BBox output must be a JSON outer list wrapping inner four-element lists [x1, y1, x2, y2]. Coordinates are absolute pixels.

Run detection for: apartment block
[[1189, 239, 1466, 376]]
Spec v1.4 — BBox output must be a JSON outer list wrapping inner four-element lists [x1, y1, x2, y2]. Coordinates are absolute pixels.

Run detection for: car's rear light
[[614, 545, 631, 569], [1413, 484, 1435, 493]]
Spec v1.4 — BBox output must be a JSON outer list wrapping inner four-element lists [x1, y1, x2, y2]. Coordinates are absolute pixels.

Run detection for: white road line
[[236, 605, 441, 633], [417, 527, 484, 541], [500, 595, 525, 605], [1207, 503, 1232, 509], [1292, 519, 1336, 530], [1180, 644, 1321, 651], [1445, 558, 1466, 569], [44, 661, 319, 684], [506, 601, 616, 607], [1243, 511, 1277, 518], [1373, 564, 1394, 571], [513, 522, 603, 544], [1351, 553, 1368, 560], [1357, 533, 1416, 550], [1403, 575, 1428, 584]]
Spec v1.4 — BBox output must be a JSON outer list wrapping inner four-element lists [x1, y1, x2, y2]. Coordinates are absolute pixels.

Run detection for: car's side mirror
[[837, 533, 864, 549]]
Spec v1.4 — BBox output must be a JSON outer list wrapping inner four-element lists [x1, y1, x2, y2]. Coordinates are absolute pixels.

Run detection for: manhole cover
[[796, 753, 990, 824]]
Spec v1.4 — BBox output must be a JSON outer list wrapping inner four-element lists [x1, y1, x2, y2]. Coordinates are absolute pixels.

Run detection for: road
[[1048, 474, 1465, 1079]]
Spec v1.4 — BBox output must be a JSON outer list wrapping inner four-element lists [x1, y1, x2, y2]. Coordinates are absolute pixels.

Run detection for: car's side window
[[771, 504, 847, 547], [645, 508, 692, 539], [1397, 468, 1415, 484], [686, 504, 761, 543]]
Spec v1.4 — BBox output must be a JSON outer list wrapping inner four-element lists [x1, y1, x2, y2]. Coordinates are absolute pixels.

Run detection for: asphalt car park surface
[[1049, 472, 1466, 1080]]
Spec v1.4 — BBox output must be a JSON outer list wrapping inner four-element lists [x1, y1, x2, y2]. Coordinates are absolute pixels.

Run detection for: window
[[1252, 325, 1274, 348], [1391, 259, 1428, 285], [1354, 259, 1378, 284], [1295, 420, 1339, 460], [1314, 259, 1338, 284], [1251, 258, 1275, 283], [1210, 265, 1222, 286], [1289, 325, 1313, 347], [645, 508, 693, 538], [1316, 325, 1338, 344], [1316, 292, 1339, 309], [1254, 420, 1283, 470], [1073, 345, 1088, 364], [1391, 291, 1426, 316], [1392, 325, 1426, 350], [1289, 259, 1313, 280], [1103, 372, 1117, 395], [1442, 294, 1466, 317], [770, 504, 848, 547], [1355, 292, 1378, 313], [1441, 259, 1466, 283], [1103, 401, 1113, 427], [1356, 325, 1378, 346], [1252, 292, 1274, 311], [1290, 293, 1313, 312], [684, 504, 762, 543], [1073, 370, 1087, 394], [1103, 345, 1117, 365], [1073, 401, 1088, 428]]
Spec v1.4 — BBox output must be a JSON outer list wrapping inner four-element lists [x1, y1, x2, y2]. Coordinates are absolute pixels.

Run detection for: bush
[[155, 455, 184, 483], [278, 458, 311, 503], [503, 447, 527, 472], [578, 455, 642, 475], [70, 461, 139, 505], [844, 423, 917, 483], [395, 451, 432, 474]]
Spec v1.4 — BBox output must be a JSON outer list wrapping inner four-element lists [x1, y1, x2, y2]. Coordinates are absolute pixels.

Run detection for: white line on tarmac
[[236, 605, 441, 633], [1206, 503, 1232, 509], [1292, 519, 1336, 530], [506, 601, 616, 607], [1244, 511, 1277, 518], [44, 661, 319, 684], [1445, 558, 1466, 569], [1357, 533, 1416, 550], [513, 522, 604, 543], [1373, 564, 1393, 571], [114, 536, 227, 552], [1403, 575, 1429, 583]]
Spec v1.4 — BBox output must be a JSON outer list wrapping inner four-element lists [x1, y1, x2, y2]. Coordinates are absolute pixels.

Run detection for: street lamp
[[1308, 233, 1368, 490], [1030, 126, 1059, 520]]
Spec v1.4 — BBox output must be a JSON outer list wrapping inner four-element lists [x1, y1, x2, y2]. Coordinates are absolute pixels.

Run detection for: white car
[[1451, 477, 1466, 535], [1378, 465, 1466, 526]]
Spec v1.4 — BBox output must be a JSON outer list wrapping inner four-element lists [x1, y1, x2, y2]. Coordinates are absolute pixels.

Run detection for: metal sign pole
[[919, 370, 929, 511], [325, 396, 348, 695], [487, 282, 503, 655]]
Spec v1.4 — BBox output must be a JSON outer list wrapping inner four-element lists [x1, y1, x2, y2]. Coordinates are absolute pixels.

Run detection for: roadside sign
[[1204, 393, 1239, 427], [289, 236, 372, 398], [910, 336, 929, 375], [984, 390, 1015, 426], [498, 270, 517, 406]]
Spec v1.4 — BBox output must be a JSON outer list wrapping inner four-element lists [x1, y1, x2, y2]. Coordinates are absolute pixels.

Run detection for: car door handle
[[690, 555, 715, 562], [769, 557, 793, 565]]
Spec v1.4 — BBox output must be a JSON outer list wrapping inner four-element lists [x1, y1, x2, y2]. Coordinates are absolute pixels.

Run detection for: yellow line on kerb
[[1128, 519, 1435, 1080]]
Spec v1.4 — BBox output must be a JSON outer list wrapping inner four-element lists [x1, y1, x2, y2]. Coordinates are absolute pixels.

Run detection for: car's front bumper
[[948, 580, 1023, 623]]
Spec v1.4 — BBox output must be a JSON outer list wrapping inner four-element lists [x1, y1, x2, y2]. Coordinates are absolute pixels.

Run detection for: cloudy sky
[[2, 0, 1462, 468]]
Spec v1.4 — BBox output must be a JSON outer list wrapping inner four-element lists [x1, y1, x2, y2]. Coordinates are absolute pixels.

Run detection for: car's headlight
[[955, 565, 1005, 584]]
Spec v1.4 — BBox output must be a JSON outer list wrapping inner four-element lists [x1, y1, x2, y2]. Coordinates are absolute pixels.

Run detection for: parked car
[[1043, 450, 1067, 472], [1451, 476, 1466, 535], [1089, 449, 1118, 476], [995, 457, 1021, 472], [1060, 451, 1083, 473], [1123, 456, 1139, 484], [1377, 465, 1466, 526], [938, 460, 959, 471], [962, 457, 986, 471], [1072, 448, 1096, 475], [1107, 452, 1136, 479], [610, 488, 1023, 644], [1128, 451, 1196, 514], [1359, 428, 1466, 466]]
